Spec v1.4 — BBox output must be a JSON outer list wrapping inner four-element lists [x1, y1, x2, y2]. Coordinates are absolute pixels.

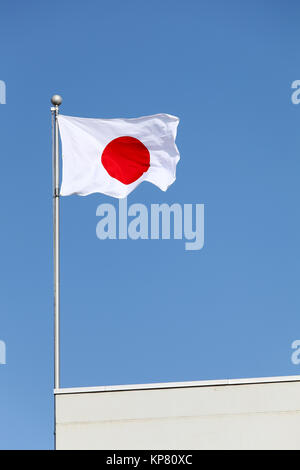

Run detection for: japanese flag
[[58, 113, 180, 199]]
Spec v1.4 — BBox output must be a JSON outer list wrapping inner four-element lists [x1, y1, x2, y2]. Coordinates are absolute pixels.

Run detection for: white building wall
[[55, 376, 300, 450]]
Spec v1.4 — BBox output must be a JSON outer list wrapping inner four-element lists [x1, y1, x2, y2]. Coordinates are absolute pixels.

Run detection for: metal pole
[[51, 94, 62, 391]]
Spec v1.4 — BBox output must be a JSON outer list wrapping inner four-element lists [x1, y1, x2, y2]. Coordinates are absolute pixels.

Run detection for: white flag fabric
[[58, 114, 180, 199]]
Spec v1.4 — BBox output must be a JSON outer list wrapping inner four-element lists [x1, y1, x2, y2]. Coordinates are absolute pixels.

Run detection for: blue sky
[[0, 0, 300, 450]]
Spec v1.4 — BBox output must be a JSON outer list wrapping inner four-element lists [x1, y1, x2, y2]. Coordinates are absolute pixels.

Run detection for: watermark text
[[0, 80, 6, 104], [291, 340, 300, 365], [96, 200, 204, 251], [0, 340, 6, 365]]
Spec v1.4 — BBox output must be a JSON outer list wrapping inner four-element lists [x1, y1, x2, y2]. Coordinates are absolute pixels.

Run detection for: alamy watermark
[[0, 80, 6, 104], [291, 340, 300, 365], [96, 200, 204, 251], [291, 80, 300, 104], [0, 340, 6, 365]]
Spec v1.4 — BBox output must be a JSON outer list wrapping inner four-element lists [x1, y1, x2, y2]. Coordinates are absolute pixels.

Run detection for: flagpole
[[51, 94, 62, 392]]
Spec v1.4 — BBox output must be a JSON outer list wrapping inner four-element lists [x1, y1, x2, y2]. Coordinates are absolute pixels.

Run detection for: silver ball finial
[[51, 94, 63, 106]]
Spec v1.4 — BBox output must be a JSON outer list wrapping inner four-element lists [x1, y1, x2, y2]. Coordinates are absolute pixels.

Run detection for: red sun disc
[[101, 136, 150, 185]]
